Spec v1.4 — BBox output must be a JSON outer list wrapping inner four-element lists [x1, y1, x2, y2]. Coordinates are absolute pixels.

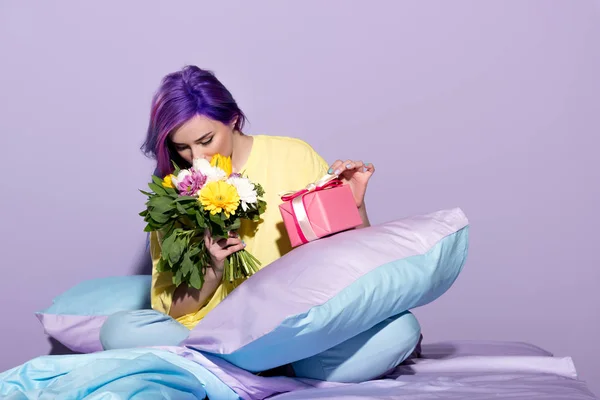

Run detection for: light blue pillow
[[183, 208, 469, 372], [36, 275, 151, 353]]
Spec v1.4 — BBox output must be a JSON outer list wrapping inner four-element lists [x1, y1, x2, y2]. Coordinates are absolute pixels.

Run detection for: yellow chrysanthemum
[[210, 154, 232, 176], [161, 174, 176, 189], [199, 180, 240, 218]]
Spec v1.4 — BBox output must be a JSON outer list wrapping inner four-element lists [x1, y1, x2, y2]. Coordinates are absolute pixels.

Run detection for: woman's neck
[[231, 131, 253, 173]]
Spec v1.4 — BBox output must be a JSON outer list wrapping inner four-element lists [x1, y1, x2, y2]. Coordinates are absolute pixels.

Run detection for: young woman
[[100, 65, 420, 383]]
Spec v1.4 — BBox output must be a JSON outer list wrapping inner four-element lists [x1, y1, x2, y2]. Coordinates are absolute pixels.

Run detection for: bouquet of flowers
[[139, 154, 266, 289]]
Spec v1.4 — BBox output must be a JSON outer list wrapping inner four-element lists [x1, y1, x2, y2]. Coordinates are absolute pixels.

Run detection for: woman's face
[[169, 114, 236, 165]]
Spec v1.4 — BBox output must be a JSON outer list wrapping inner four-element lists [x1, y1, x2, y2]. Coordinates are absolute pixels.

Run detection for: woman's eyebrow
[[172, 131, 213, 146]]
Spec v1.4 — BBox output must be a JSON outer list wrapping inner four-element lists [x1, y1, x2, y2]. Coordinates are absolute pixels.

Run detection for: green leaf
[[227, 218, 241, 232], [149, 196, 174, 214], [161, 220, 176, 237], [195, 212, 207, 228], [160, 232, 177, 261], [152, 175, 164, 186], [181, 252, 194, 276], [174, 215, 193, 230], [254, 183, 265, 197], [188, 245, 201, 257], [174, 268, 184, 286], [149, 210, 170, 224], [171, 160, 182, 175], [210, 212, 224, 227], [156, 258, 167, 272], [163, 187, 178, 196], [209, 222, 225, 238], [148, 182, 167, 195], [174, 196, 198, 203], [190, 265, 203, 289], [176, 203, 187, 215], [258, 200, 267, 214], [168, 236, 185, 265]]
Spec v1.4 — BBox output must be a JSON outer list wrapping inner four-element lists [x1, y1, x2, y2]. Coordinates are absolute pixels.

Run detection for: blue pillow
[[36, 275, 151, 353], [182, 208, 469, 371]]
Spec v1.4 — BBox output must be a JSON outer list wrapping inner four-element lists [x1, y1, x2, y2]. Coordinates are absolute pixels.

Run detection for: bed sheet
[[0, 340, 596, 400]]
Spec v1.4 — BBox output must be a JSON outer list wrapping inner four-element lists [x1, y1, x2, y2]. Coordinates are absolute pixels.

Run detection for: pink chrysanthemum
[[177, 169, 207, 196]]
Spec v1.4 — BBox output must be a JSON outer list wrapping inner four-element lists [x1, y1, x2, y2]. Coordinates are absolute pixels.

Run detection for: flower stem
[[225, 249, 261, 283]]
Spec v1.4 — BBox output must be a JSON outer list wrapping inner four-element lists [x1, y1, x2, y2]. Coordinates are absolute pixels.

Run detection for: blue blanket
[[0, 348, 238, 399]]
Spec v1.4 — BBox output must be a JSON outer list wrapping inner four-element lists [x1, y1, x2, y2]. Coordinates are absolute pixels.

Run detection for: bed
[[0, 341, 597, 400], [270, 340, 597, 400], [4, 209, 595, 398], [0, 339, 596, 399]]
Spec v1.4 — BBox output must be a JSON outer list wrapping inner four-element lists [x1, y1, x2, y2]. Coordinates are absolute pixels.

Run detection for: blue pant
[[99, 310, 420, 383], [99, 310, 190, 350]]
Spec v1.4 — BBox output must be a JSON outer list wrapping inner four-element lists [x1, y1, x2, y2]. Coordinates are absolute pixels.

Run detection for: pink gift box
[[279, 181, 362, 247]]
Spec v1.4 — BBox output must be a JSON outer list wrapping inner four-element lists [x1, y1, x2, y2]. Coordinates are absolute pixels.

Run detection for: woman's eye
[[200, 137, 213, 146]]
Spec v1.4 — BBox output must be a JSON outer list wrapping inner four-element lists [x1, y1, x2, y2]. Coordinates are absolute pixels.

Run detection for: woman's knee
[[291, 311, 421, 383], [100, 309, 190, 350]]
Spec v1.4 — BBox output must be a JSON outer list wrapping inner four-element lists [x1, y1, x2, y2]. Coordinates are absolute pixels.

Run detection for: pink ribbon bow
[[280, 174, 342, 202]]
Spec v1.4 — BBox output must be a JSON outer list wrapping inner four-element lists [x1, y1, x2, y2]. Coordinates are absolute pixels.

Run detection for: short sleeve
[[313, 149, 330, 179], [301, 140, 330, 182]]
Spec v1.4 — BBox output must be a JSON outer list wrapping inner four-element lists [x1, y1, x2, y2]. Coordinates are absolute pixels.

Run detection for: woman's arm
[[168, 230, 244, 319], [168, 267, 222, 319], [357, 203, 371, 228]]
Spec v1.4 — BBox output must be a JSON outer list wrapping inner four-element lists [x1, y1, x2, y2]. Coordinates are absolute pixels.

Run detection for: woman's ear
[[230, 115, 239, 129]]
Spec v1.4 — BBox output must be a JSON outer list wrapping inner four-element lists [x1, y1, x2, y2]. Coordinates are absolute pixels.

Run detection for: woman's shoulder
[[252, 134, 322, 159], [252, 135, 329, 181]]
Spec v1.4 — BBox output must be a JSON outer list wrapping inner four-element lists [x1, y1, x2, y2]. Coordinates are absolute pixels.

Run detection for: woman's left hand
[[328, 160, 375, 208]]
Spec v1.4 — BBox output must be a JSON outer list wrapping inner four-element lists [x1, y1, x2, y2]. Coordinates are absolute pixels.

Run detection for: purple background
[[1, 0, 599, 395]]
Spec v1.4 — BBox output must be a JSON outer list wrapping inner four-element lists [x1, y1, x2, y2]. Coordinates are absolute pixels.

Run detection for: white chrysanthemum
[[171, 169, 191, 187], [192, 158, 226, 182], [227, 176, 257, 211]]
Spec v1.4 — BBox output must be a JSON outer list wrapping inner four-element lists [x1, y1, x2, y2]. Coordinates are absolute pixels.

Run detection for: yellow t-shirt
[[150, 135, 330, 329]]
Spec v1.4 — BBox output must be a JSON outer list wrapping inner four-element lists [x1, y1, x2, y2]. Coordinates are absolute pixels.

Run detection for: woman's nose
[[190, 146, 207, 161]]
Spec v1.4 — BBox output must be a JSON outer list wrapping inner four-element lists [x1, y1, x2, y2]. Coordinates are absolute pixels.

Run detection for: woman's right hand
[[170, 230, 244, 319], [203, 230, 245, 274]]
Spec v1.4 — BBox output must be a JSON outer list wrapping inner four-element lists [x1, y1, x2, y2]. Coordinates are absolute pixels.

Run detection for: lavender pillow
[[36, 275, 151, 353], [182, 208, 469, 372]]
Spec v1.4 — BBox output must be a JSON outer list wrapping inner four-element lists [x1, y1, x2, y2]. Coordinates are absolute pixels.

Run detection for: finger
[[217, 237, 243, 249], [328, 160, 343, 176], [225, 242, 246, 255], [363, 162, 375, 174], [204, 230, 211, 247], [216, 238, 239, 249], [204, 228, 215, 245], [343, 159, 364, 172], [338, 159, 355, 178], [329, 159, 367, 176], [214, 242, 246, 261]]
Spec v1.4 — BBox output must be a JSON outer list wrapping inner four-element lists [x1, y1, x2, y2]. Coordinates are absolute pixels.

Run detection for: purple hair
[[141, 65, 247, 177]]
